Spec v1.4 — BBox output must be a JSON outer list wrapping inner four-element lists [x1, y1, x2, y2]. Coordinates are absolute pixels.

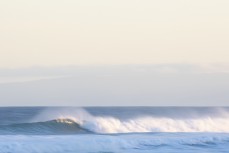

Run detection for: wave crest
[[2, 115, 229, 134], [12, 108, 229, 134]]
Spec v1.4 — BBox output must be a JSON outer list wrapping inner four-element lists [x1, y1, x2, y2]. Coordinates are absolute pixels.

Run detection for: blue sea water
[[0, 107, 229, 153]]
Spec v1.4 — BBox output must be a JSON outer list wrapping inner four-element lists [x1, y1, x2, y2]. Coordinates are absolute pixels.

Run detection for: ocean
[[0, 107, 229, 153]]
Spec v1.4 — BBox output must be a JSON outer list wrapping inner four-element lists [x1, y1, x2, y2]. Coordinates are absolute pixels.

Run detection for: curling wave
[[2, 107, 229, 135], [2, 115, 229, 135]]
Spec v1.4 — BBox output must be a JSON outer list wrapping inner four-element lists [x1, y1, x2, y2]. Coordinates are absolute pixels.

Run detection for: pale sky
[[1, 0, 229, 68], [0, 1, 229, 106]]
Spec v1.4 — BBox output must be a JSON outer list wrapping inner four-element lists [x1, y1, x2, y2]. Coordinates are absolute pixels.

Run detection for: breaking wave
[[1, 108, 229, 134]]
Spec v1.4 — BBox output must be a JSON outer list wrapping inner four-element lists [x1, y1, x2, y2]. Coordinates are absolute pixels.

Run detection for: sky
[[0, 0, 229, 106], [0, 0, 229, 68]]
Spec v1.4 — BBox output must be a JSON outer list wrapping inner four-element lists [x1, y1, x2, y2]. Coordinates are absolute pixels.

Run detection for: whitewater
[[1, 107, 229, 153]]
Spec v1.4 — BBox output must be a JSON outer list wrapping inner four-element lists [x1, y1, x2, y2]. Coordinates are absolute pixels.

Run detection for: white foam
[[80, 116, 229, 133]]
